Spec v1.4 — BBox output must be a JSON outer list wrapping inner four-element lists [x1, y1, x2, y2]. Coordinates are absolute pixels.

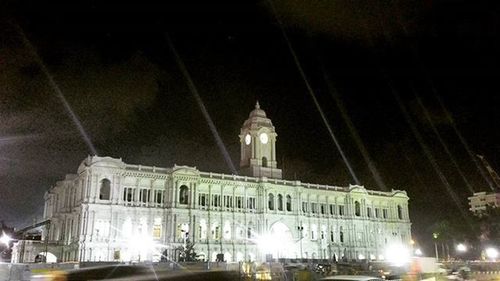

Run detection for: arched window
[[355, 201, 361, 217], [277, 194, 283, 211], [268, 193, 274, 210], [262, 157, 268, 167], [99, 179, 111, 200], [397, 205, 403, 220], [179, 185, 189, 205], [286, 195, 292, 211]]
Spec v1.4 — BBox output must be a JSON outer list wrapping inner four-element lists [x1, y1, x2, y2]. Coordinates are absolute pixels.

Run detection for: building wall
[[42, 156, 411, 263]]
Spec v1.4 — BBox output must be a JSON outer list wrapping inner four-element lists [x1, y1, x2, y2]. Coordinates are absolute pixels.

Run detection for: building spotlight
[[485, 247, 498, 260], [385, 244, 410, 266], [0, 231, 12, 246], [456, 243, 467, 253], [415, 248, 423, 256]]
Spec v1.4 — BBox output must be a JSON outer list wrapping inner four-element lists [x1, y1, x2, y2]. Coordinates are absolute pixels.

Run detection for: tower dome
[[239, 101, 282, 179]]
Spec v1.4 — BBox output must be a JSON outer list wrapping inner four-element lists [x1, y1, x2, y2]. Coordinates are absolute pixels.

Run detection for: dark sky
[[1, 0, 499, 252]]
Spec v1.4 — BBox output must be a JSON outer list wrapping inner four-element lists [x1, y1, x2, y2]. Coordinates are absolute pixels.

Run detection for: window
[[311, 225, 317, 240], [179, 185, 189, 205], [212, 194, 221, 207], [330, 231, 334, 242], [375, 208, 380, 218], [268, 193, 275, 210], [153, 218, 162, 239], [224, 195, 233, 208], [262, 157, 268, 167], [236, 196, 243, 208], [123, 187, 134, 203], [340, 227, 344, 243], [329, 204, 336, 215], [320, 204, 325, 215], [286, 195, 292, 211], [383, 208, 388, 219], [397, 205, 403, 220], [355, 201, 361, 216], [155, 190, 164, 205], [140, 189, 150, 203], [199, 193, 207, 207], [311, 203, 317, 214], [212, 225, 220, 240], [367, 207, 372, 218], [99, 179, 111, 200], [277, 194, 283, 211], [247, 197, 256, 210], [302, 202, 308, 213], [339, 205, 344, 216]]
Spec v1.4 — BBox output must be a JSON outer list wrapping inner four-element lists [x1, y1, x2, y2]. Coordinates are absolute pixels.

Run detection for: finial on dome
[[255, 101, 260, 109]]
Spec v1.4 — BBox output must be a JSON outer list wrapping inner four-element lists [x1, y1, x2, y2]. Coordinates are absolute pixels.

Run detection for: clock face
[[245, 134, 251, 145], [259, 133, 269, 144]]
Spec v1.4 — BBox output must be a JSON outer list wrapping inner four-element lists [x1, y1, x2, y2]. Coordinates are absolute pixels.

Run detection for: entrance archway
[[35, 252, 57, 263]]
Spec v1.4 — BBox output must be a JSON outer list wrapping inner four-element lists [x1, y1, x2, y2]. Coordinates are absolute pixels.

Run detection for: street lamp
[[432, 232, 439, 261], [485, 247, 498, 261], [456, 243, 467, 253], [0, 231, 12, 246]]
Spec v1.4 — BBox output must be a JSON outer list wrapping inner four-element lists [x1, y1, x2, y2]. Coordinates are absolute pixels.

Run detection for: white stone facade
[[40, 103, 411, 263], [468, 191, 500, 214]]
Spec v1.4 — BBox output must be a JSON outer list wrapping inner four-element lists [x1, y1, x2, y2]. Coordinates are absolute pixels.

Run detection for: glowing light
[[485, 248, 498, 260], [378, 254, 385, 260], [385, 244, 410, 266], [456, 243, 467, 252], [0, 232, 12, 246], [410, 239, 415, 245], [358, 254, 365, 260], [415, 248, 423, 256]]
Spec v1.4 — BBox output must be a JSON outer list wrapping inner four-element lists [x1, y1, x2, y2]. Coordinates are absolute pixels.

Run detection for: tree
[[178, 238, 199, 262]]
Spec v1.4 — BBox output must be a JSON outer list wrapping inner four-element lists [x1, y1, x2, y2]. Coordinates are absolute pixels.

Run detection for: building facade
[[37, 103, 411, 263], [468, 191, 500, 214]]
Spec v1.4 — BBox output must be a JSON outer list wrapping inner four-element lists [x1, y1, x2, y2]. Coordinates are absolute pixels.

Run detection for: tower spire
[[255, 101, 260, 109]]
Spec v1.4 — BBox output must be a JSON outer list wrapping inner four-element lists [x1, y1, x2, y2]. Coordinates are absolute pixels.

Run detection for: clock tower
[[239, 102, 282, 179]]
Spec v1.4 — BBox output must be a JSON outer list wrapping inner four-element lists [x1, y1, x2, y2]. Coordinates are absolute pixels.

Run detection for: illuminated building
[[25, 102, 411, 262]]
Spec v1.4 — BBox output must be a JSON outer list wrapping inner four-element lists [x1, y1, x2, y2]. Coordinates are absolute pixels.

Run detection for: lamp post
[[433, 232, 439, 261]]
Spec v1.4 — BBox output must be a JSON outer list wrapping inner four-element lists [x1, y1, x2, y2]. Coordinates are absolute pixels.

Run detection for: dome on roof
[[248, 101, 267, 118]]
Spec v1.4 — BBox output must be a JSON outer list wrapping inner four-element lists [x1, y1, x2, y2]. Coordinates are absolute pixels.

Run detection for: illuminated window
[[153, 218, 161, 239]]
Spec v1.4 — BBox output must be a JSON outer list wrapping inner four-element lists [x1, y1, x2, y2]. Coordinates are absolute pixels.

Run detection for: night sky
[[1, 0, 499, 252]]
